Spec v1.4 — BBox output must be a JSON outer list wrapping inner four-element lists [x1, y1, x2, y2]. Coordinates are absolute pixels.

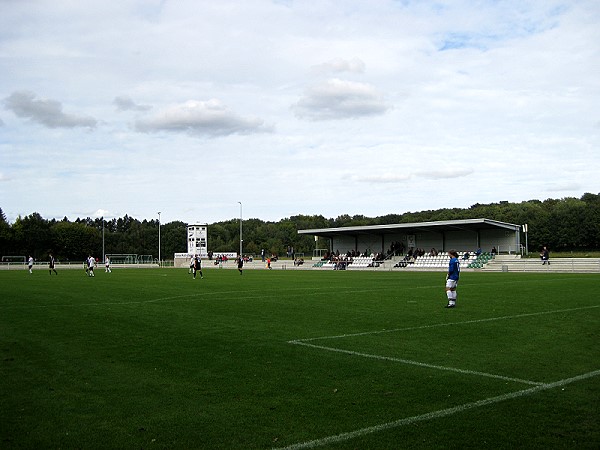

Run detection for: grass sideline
[[1, 268, 598, 449]]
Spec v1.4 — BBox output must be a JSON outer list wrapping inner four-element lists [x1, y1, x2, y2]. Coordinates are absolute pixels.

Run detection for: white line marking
[[290, 340, 543, 386], [274, 369, 600, 450], [0, 286, 362, 310], [283, 305, 600, 447], [291, 305, 600, 343], [1, 293, 207, 309]]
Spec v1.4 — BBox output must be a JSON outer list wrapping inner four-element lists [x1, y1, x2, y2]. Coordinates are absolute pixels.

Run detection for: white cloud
[[417, 168, 475, 179], [3, 91, 97, 129], [134, 99, 271, 137], [91, 209, 111, 219], [114, 96, 152, 112], [346, 167, 474, 185], [345, 173, 411, 184], [293, 79, 391, 120], [546, 182, 582, 192], [311, 58, 366, 74]]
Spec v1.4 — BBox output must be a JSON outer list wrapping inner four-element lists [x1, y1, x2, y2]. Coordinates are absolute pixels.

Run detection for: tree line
[[1, 193, 599, 262]]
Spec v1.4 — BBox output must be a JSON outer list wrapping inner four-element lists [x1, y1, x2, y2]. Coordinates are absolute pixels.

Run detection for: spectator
[[48, 253, 58, 275], [540, 246, 550, 265]]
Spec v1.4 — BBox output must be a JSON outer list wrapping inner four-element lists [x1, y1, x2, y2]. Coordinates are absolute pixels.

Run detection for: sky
[[1, 0, 599, 225]]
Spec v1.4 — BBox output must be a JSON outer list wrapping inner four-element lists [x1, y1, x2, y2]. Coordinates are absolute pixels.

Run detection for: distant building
[[187, 224, 208, 257], [298, 218, 521, 256], [174, 224, 209, 268]]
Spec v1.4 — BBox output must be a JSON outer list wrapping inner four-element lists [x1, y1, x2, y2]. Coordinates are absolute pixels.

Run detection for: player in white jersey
[[87, 255, 96, 277]]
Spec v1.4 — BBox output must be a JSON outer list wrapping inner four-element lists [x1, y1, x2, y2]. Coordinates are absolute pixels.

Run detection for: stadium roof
[[298, 218, 521, 239]]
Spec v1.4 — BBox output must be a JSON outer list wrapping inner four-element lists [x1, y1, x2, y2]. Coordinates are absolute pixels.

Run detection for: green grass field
[[1, 267, 598, 449]]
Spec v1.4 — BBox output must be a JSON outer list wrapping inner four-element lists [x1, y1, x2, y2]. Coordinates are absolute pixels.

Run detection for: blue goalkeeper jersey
[[448, 257, 460, 280]]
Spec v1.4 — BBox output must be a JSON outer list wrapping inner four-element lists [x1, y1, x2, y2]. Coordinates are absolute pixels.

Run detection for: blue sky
[[1, 0, 599, 224]]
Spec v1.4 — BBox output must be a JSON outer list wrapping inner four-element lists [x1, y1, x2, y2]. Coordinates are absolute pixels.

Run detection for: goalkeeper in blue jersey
[[445, 250, 460, 308]]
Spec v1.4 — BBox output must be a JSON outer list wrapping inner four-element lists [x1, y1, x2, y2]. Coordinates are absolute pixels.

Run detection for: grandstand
[[306, 252, 600, 273], [299, 218, 519, 272], [393, 251, 493, 269], [311, 251, 495, 271], [298, 218, 522, 259]]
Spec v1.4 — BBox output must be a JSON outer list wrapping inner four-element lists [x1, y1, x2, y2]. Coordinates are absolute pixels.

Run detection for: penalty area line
[[289, 340, 542, 386], [274, 369, 600, 450], [292, 304, 600, 343]]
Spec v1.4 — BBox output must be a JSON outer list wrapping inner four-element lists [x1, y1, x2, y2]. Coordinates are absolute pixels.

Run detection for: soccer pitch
[[1, 268, 598, 449]]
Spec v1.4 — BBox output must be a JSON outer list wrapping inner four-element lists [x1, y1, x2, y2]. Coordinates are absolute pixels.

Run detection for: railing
[[0, 260, 163, 270]]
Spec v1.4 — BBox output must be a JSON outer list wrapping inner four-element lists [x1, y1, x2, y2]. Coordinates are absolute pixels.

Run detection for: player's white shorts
[[446, 279, 458, 289]]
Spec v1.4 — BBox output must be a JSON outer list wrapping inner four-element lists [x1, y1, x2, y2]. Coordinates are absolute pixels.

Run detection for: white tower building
[[187, 224, 208, 257]]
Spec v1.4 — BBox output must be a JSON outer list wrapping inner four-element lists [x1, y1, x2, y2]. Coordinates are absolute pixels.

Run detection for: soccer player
[[193, 255, 203, 279], [237, 256, 243, 275], [28, 256, 33, 274], [87, 255, 95, 277], [445, 250, 460, 308], [105, 256, 112, 273], [48, 253, 58, 275]]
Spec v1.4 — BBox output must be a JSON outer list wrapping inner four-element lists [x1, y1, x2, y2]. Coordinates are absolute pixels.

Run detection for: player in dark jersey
[[193, 255, 203, 280], [48, 253, 58, 275]]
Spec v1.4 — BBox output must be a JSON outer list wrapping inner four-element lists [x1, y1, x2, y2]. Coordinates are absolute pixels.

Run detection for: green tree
[[3, 193, 600, 261], [161, 221, 187, 256], [51, 221, 100, 261], [11, 213, 51, 259], [0, 207, 13, 257]]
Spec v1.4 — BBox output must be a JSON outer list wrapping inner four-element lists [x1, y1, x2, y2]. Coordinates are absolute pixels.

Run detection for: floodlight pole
[[158, 211, 161, 265], [238, 202, 243, 258], [102, 217, 105, 263]]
